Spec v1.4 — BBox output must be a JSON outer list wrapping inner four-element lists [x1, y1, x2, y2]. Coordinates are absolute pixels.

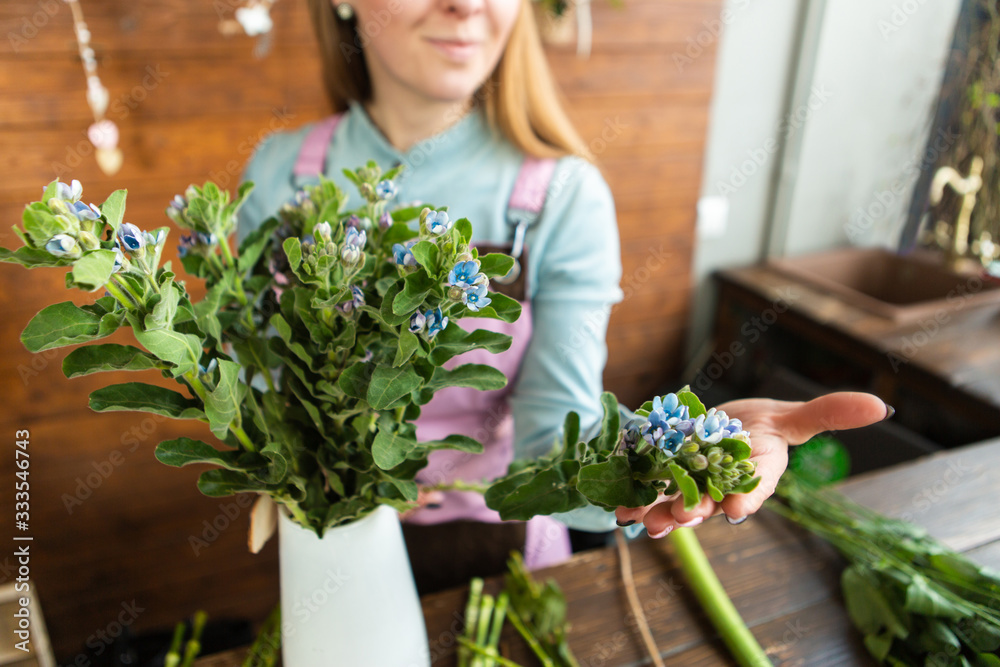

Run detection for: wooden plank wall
[[0, 0, 718, 659]]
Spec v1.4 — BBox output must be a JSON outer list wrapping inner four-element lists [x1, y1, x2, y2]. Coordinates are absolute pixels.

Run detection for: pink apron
[[292, 114, 571, 570]]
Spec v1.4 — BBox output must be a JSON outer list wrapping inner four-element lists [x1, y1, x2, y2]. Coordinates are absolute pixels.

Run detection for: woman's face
[[347, 0, 521, 104]]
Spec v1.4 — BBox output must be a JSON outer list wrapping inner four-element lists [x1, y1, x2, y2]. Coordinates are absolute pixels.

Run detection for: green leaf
[[155, 437, 264, 470], [485, 469, 536, 511], [563, 411, 581, 454], [196, 469, 281, 497], [425, 364, 507, 392], [597, 392, 621, 452], [498, 461, 586, 521], [668, 462, 701, 511], [68, 249, 117, 291], [394, 330, 419, 367], [677, 388, 707, 419], [21, 202, 69, 246], [132, 327, 203, 378], [717, 437, 752, 461], [706, 477, 724, 503], [238, 218, 281, 273], [283, 237, 302, 273], [428, 326, 512, 365], [21, 300, 119, 352], [842, 566, 909, 638], [455, 217, 472, 244], [478, 253, 515, 279], [0, 246, 75, 268], [367, 366, 423, 410], [339, 361, 373, 400], [730, 476, 761, 494], [410, 241, 440, 274], [421, 434, 484, 455], [461, 291, 521, 324], [89, 382, 205, 420], [372, 428, 420, 470], [204, 359, 247, 439], [903, 576, 968, 620], [99, 189, 127, 233], [63, 344, 163, 378], [392, 269, 436, 316], [145, 280, 182, 331], [577, 457, 658, 509]]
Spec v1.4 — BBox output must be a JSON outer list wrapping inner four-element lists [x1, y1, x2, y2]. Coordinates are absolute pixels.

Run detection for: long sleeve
[[510, 158, 625, 531]]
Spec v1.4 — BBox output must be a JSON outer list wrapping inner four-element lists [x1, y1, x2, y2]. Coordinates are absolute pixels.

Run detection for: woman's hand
[[614, 392, 891, 538]]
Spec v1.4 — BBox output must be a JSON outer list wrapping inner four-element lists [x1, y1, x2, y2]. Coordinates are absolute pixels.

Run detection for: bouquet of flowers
[[1, 168, 760, 536]]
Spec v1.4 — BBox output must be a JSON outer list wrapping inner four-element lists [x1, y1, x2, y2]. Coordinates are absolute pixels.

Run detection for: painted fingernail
[[676, 516, 704, 528], [725, 514, 748, 525], [882, 404, 895, 421], [426, 503, 442, 510], [648, 525, 674, 539], [616, 519, 636, 527]]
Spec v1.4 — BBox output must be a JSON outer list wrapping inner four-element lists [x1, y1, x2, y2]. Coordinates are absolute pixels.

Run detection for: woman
[[237, 0, 890, 589]]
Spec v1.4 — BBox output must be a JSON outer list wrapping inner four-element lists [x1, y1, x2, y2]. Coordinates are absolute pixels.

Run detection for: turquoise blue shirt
[[237, 101, 624, 531]]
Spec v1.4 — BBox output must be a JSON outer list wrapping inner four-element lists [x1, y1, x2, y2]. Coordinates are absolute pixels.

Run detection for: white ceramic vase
[[278, 505, 430, 667]]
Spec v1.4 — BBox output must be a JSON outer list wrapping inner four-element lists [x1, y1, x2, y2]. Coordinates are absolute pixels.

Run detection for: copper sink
[[768, 248, 1000, 323]]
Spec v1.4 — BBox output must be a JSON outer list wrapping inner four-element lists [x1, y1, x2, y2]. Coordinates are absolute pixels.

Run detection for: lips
[[425, 38, 480, 62]]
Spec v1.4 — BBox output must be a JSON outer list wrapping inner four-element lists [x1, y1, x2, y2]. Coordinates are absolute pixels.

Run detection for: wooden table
[[195, 438, 1000, 666], [713, 265, 1000, 445]]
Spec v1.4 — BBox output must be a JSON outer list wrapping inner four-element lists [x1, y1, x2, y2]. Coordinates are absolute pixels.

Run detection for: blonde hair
[[306, 0, 592, 161]]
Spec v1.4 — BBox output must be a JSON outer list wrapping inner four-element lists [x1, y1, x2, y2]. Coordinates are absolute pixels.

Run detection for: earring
[[336, 3, 354, 20]]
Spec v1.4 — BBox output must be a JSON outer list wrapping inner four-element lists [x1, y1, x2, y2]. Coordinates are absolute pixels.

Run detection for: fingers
[[720, 437, 787, 520], [772, 392, 889, 445], [615, 492, 671, 526]]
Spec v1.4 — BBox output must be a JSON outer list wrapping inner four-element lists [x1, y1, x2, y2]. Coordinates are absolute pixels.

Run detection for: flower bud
[[359, 183, 376, 202], [708, 463, 723, 474], [681, 442, 700, 455], [314, 221, 333, 242], [45, 234, 81, 259], [689, 455, 708, 471], [706, 449, 723, 466], [447, 286, 464, 301], [77, 230, 101, 251]]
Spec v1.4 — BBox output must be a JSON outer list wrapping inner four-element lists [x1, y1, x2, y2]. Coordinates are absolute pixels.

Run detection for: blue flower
[[655, 394, 690, 424], [314, 221, 333, 242], [68, 200, 101, 221], [341, 227, 366, 265], [338, 285, 366, 314], [409, 311, 426, 333], [691, 409, 730, 445], [142, 229, 167, 248], [345, 215, 363, 230], [426, 210, 451, 235], [461, 282, 492, 312], [447, 260, 485, 289], [53, 179, 83, 203], [379, 212, 392, 230], [622, 419, 644, 450], [426, 307, 448, 338], [45, 234, 81, 258], [117, 222, 145, 253], [112, 247, 126, 273], [393, 241, 417, 267], [376, 180, 397, 200]]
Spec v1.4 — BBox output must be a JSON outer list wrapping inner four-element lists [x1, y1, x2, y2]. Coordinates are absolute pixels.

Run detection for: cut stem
[[668, 527, 772, 667], [615, 529, 664, 667]]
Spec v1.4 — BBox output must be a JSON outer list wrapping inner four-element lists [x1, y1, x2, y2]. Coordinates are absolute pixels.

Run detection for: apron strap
[[496, 156, 558, 286], [292, 113, 347, 184]]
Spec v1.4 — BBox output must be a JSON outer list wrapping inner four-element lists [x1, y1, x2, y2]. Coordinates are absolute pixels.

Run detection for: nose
[[442, 0, 485, 18]]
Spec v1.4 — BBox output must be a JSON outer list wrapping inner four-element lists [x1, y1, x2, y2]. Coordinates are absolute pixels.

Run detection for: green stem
[[179, 610, 208, 667], [460, 578, 484, 667], [506, 607, 554, 667], [456, 639, 523, 667], [425, 479, 490, 495], [106, 277, 140, 310], [219, 235, 237, 269], [185, 372, 257, 453], [164, 622, 185, 667], [668, 527, 772, 667]]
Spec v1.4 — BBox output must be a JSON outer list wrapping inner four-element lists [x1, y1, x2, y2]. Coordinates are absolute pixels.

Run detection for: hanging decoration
[[218, 0, 278, 59], [66, 0, 122, 176]]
